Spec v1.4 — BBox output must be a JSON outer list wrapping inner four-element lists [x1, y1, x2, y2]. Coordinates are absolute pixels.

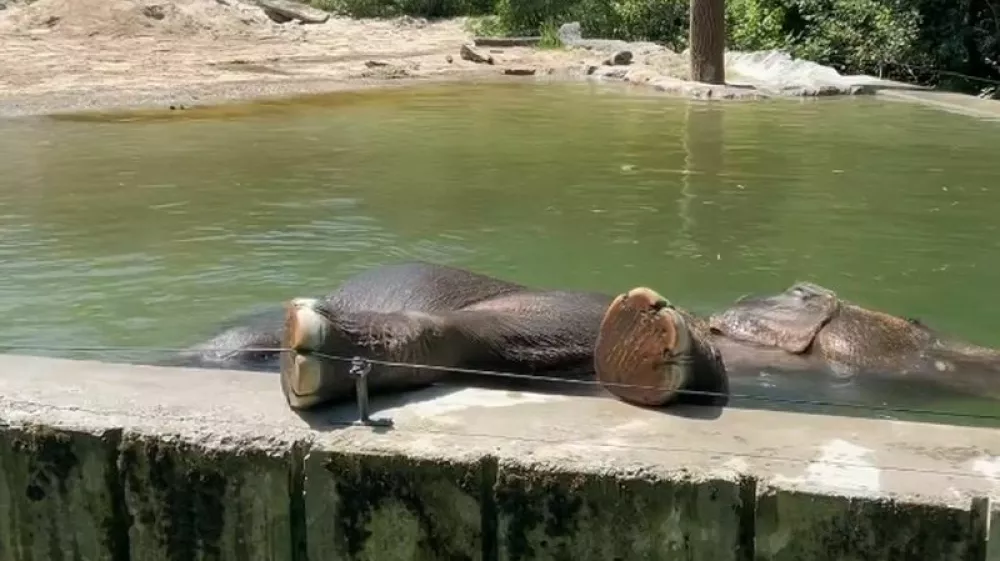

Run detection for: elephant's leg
[[595, 288, 729, 407], [281, 298, 468, 410], [281, 294, 602, 410]]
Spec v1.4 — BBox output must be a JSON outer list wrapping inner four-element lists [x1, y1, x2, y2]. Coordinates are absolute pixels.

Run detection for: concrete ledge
[[1, 354, 1000, 560]]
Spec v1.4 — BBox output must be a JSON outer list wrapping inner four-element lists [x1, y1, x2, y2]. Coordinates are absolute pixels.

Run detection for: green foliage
[[538, 19, 564, 47], [492, 0, 572, 35], [465, 15, 506, 35], [589, 0, 688, 46], [313, 0, 491, 19], [724, 0, 998, 90], [491, 0, 688, 45], [311, 0, 1000, 92], [726, 0, 922, 75], [725, 0, 787, 50]]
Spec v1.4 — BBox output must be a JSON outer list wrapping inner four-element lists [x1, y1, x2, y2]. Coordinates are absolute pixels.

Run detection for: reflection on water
[[2, 82, 1000, 425]]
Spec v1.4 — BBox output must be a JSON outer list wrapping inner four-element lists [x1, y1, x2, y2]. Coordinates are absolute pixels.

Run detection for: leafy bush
[[725, 0, 787, 50], [725, 0, 998, 91], [491, 0, 688, 45], [726, 0, 922, 75], [903, 0, 999, 91], [491, 0, 572, 35], [588, 0, 688, 46]]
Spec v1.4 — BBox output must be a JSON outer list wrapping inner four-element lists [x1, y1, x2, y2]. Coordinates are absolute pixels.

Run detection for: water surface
[[2, 82, 999, 425]]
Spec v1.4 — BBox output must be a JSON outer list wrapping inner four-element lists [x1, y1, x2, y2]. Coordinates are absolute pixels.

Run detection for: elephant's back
[[324, 261, 530, 313]]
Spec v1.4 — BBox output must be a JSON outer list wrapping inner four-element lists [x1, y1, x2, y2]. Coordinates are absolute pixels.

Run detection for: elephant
[[163, 261, 1000, 412], [166, 261, 726, 409]]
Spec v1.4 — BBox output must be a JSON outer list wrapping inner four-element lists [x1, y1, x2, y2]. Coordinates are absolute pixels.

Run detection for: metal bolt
[[349, 356, 393, 428]]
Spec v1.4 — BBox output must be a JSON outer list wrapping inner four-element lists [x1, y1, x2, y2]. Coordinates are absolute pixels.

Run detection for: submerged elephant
[[703, 282, 1000, 399], [166, 261, 1000, 411]]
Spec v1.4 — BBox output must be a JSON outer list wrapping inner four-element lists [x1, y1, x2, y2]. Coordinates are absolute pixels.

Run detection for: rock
[[556, 21, 650, 52], [558, 22, 583, 44], [253, 0, 329, 24], [141, 4, 167, 20], [262, 7, 293, 22], [358, 66, 411, 80], [354, 60, 418, 80], [445, 55, 453, 63], [503, 68, 536, 76], [460, 44, 494, 65], [394, 15, 427, 28], [781, 84, 855, 97], [596, 67, 628, 80], [603, 50, 632, 66]]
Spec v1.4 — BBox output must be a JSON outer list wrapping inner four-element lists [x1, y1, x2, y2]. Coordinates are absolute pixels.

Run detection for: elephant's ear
[[708, 282, 840, 354]]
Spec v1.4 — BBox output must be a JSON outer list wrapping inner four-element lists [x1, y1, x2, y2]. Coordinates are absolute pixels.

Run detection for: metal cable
[[309, 351, 1000, 422], [3, 343, 1000, 422], [0, 345, 291, 354]]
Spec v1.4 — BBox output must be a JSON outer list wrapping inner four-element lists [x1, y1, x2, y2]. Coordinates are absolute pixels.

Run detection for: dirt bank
[[0, 0, 680, 116], [3, 0, 959, 117]]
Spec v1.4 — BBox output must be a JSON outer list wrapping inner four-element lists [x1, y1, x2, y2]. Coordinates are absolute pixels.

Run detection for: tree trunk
[[689, 0, 726, 84]]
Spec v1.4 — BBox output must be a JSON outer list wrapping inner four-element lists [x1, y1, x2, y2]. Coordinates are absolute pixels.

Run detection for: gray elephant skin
[[160, 261, 1000, 411]]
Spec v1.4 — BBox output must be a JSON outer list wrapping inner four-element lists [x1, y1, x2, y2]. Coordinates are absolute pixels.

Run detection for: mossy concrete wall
[[1, 354, 999, 561]]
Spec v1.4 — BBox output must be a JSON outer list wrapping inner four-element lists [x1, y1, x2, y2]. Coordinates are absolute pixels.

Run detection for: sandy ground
[[0, 0, 645, 116], [6, 0, 993, 118]]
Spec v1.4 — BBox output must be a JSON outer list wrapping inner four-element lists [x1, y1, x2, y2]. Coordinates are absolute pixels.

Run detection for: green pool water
[[2, 81, 999, 425]]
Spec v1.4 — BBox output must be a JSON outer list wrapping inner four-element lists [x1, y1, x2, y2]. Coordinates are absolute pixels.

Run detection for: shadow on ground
[[292, 373, 728, 434]]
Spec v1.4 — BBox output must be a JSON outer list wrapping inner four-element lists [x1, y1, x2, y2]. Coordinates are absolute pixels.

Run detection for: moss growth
[[321, 451, 486, 560], [8, 426, 80, 503], [756, 489, 978, 560], [495, 466, 745, 561], [101, 430, 132, 561], [118, 434, 299, 561], [0, 425, 126, 561], [119, 436, 231, 561]]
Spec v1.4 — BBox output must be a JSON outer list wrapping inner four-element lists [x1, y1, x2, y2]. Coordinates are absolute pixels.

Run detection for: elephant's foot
[[594, 287, 695, 407], [281, 298, 353, 410]]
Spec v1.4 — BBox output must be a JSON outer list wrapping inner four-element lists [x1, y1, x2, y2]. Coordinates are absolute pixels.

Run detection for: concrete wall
[[1, 354, 999, 561]]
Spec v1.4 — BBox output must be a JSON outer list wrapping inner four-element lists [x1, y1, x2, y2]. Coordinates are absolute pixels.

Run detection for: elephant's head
[[708, 282, 841, 354], [708, 282, 937, 372]]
